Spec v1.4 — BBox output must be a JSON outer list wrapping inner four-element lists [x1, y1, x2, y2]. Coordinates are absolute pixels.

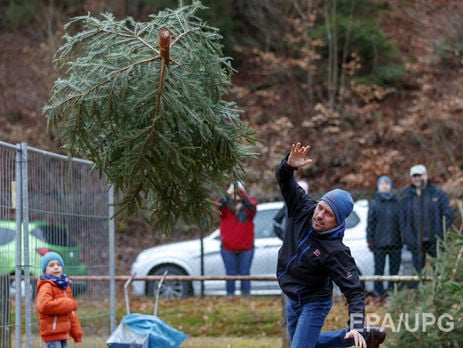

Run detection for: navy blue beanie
[[320, 189, 354, 226], [376, 175, 392, 189], [41, 252, 64, 273]]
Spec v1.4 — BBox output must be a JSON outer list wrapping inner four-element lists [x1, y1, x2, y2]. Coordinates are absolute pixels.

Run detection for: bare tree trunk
[[339, 0, 355, 105], [324, 0, 338, 109]]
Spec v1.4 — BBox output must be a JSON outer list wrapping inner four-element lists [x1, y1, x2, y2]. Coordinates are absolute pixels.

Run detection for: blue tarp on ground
[[107, 313, 187, 348]]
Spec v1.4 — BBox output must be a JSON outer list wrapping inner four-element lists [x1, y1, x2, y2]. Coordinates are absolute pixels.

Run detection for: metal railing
[[0, 141, 114, 348]]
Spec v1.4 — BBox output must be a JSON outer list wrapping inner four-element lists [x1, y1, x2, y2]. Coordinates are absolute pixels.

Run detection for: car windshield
[[254, 209, 279, 239], [346, 211, 360, 229], [31, 224, 77, 247]]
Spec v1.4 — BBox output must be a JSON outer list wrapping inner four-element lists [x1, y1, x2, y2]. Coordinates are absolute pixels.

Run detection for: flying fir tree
[[43, 2, 257, 233]]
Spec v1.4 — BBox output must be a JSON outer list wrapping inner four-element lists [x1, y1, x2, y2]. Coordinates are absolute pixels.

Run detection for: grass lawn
[[110, 294, 387, 347], [19, 294, 387, 347]]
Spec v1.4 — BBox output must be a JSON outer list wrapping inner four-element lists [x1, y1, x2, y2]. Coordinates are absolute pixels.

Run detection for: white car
[[131, 199, 413, 298]]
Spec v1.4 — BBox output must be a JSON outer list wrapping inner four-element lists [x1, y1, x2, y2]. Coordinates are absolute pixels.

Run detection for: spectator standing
[[217, 182, 257, 296], [36, 251, 83, 347], [276, 142, 386, 348], [367, 175, 402, 298], [273, 179, 309, 240], [401, 164, 454, 274]]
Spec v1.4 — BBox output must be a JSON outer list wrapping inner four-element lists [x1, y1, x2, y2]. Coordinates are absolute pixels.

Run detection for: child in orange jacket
[[36, 251, 83, 347]]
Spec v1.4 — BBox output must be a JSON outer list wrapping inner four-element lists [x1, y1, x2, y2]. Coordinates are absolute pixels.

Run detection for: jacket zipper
[[52, 289, 67, 331]]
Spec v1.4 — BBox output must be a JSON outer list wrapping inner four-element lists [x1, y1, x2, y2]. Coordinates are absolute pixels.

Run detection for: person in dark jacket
[[401, 164, 454, 274], [276, 143, 386, 348], [273, 179, 309, 240], [367, 175, 402, 298], [217, 181, 257, 296]]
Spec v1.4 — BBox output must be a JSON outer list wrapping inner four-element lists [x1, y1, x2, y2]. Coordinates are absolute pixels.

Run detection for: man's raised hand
[[288, 142, 313, 168]]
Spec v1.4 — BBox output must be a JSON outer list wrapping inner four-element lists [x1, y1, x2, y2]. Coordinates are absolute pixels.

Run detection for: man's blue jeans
[[286, 297, 355, 348], [220, 248, 254, 296], [410, 241, 437, 288], [411, 241, 437, 272]]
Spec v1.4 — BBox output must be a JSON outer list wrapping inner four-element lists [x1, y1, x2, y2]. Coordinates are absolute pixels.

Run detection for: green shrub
[[1, 1, 40, 30], [311, 0, 405, 87], [387, 209, 463, 347]]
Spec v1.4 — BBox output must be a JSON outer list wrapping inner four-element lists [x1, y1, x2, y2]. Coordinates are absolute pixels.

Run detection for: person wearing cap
[[276, 143, 386, 348], [36, 251, 83, 347], [273, 179, 309, 240], [367, 176, 402, 298], [401, 164, 454, 275], [217, 181, 257, 296]]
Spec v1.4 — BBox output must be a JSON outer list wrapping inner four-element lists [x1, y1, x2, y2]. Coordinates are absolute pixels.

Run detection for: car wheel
[[146, 265, 192, 299]]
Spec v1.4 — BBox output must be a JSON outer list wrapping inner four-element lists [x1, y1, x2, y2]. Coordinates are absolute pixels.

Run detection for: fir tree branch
[[58, 56, 160, 107]]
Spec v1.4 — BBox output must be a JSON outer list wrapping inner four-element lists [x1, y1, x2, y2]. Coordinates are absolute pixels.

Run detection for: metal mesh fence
[[0, 141, 113, 348], [130, 190, 459, 300], [27, 146, 113, 347], [0, 141, 16, 348], [0, 140, 460, 345]]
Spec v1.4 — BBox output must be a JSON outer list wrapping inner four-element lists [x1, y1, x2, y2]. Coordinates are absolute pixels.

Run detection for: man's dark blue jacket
[[401, 180, 454, 250], [275, 157, 365, 330]]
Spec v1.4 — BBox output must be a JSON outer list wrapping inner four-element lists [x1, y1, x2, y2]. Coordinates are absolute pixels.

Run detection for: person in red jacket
[[36, 251, 83, 347], [217, 182, 257, 296]]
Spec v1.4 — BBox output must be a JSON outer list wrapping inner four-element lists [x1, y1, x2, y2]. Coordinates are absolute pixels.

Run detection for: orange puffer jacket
[[36, 278, 83, 343]]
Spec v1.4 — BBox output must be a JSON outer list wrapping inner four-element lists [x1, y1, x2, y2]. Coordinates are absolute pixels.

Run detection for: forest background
[[0, 0, 462, 273]]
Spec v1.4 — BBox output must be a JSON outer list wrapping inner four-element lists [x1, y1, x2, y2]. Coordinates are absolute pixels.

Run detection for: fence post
[[14, 142, 23, 348], [281, 293, 289, 348], [109, 184, 116, 332], [0, 274, 10, 348]]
